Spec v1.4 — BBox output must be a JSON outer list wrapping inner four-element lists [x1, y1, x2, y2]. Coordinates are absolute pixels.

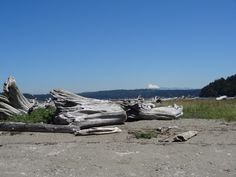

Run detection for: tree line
[[200, 74, 236, 97]]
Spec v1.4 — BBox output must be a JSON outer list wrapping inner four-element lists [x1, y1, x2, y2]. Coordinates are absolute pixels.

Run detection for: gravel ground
[[0, 119, 236, 177]]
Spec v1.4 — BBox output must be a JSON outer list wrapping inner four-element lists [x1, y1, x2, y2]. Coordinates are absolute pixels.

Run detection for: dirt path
[[0, 119, 236, 177]]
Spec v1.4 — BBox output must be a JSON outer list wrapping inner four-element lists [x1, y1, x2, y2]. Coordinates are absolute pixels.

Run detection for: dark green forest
[[200, 74, 236, 97]]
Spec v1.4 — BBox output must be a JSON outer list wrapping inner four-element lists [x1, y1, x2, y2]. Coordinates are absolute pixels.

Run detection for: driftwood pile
[[0, 76, 183, 135]]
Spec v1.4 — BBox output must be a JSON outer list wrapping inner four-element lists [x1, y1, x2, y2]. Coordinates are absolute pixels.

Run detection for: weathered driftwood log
[[139, 104, 183, 120], [0, 95, 22, 116], [50, 89, 127, 129], [122, 100, 183, 120], [173, 131, 198, 142], [0, 76, 53, 119], [75, 127, 122, 136], [0, 76, 36, 119], [3, 76, 35, 112], [0, 122, 78, 133], [0, 122, 122, 135]]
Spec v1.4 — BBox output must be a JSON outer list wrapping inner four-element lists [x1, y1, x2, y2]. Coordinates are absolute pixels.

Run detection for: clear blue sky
[[0, 0, 235, 94]]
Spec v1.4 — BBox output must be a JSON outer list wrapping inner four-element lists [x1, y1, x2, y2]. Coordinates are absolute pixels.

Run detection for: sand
[[0, 119, 236, 177]]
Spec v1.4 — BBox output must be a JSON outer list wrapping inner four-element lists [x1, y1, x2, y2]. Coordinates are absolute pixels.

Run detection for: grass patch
[[6, 107, 56, 123], [129, 129, 157, 139], [164, 99, 236, 121]]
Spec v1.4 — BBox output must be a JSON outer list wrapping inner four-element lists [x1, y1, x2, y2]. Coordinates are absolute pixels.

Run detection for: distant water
[[25, 89, 200, 101]]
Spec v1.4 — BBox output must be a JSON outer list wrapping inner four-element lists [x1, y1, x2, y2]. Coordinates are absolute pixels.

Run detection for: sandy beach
[[0, 119, 236, 177]]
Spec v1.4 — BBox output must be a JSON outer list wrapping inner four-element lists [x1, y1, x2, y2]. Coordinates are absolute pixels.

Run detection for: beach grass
[[4, 99, 236, 124], [164, 99, 236, 121], [6, 107, 56, 123], [128, 129, 157, 139]]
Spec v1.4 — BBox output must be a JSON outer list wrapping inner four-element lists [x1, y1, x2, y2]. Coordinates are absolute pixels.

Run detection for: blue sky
[[0, 0, 235, 93]]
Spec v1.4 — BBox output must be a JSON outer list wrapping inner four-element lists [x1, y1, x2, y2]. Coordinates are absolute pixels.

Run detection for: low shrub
[[7, 107, 56, 123]]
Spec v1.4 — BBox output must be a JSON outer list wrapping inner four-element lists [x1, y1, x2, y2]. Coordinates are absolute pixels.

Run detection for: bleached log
[[0, 76, 52, 119], [3, 76, 35, 112], [50, 89, 127, 128], [139, 104, 183, 120], [0, 100, 22, 115], [122, 100, 183, 120], [216, 95, 227, 101], [0, 122, 122, 136], [75, 127, 122, 136], [173, 131, 198, 142], [0, 76, 36, 119]]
